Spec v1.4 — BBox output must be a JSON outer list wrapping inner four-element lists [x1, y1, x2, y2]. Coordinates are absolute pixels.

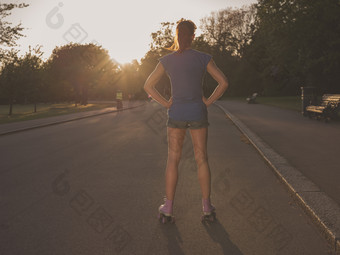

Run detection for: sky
[[5, 0, 258, 64]]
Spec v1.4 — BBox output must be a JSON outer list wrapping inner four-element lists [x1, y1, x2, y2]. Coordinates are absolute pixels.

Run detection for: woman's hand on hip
[[202, 96, 210, 107], [166, 97, 173, 109]]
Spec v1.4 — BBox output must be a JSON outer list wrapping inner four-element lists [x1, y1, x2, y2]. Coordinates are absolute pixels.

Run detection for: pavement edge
[[0, 102, 146, 136], [214, 102, 340, 254]]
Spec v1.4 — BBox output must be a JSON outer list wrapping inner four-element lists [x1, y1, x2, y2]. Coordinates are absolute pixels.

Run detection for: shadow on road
[[160, 223, 185, 255], [203, 219, 243, 255]]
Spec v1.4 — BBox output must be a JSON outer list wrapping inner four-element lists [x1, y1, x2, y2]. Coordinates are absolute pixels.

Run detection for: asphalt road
[[0, 101, 332, 255], [217, 100, 340, 207]]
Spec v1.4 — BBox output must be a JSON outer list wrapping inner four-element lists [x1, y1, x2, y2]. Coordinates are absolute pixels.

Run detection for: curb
[[0, 102, 146, 136], [214, 102, 340, 254]]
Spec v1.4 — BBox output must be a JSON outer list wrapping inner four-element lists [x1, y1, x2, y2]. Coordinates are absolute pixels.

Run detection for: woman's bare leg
[[165, 127, 186, 201], [189, 128, 211, 200]]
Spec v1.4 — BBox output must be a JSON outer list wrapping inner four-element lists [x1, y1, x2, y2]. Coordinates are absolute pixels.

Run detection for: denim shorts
[[167, 118, 209, 129]]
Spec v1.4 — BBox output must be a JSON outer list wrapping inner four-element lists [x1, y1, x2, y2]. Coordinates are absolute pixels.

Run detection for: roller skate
[[201, 198, 216, 223], [158, 198, 175, 224]]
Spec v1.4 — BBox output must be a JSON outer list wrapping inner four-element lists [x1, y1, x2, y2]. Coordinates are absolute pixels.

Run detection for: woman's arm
[[144, 62, 172, 108], [203, 59, 229, 107]]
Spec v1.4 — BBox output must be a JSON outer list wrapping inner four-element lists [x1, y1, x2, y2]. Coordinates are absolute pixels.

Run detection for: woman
[[144, 19, 228, 223]]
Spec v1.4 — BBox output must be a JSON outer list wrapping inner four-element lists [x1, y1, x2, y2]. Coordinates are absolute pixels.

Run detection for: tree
[[118, 60, 143, 99], [251, 0, 340, 95], [198, 6, 257, 96], [0, 3, 28, 63], [200, 5, 256, 57], [19, 46, 44, 112], [0, 46, 44, 114], [0, 51, 20, 115], [47, 43, 120, 105], [150, 22, 175, 51]]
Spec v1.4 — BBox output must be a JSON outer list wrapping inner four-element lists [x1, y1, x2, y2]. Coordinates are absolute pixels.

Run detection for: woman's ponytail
[[168, 19, 197, 53]]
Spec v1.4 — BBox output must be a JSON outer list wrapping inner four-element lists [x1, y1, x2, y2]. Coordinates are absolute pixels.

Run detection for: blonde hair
[[168, 18, 197, 53]]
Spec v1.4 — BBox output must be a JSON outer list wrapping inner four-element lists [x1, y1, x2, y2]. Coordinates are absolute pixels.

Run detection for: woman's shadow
[[160, 223, 185, 255], [202, 219, 244, 255], [159, 219, 243, 255]]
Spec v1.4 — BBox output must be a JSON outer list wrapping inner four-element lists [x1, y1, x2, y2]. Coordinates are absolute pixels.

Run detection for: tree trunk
[[8, 98, 13, 116], [9, 103, 13, 116]]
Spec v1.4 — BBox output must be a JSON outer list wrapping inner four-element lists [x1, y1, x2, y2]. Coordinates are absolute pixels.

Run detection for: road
[[0, 101, 332, 254], [217, 100, 340, 207]]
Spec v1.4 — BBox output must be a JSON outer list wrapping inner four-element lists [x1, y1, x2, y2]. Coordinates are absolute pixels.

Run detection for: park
[[1, 1, 340, 254]]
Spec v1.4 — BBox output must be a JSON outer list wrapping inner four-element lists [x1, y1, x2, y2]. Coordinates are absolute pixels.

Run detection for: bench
[[306, 94, 340, 122], [246, 93, 258, 104]]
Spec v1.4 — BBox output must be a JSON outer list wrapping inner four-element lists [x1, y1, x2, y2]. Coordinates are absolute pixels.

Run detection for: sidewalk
[[215, 100, 340, 253], [0, 100, 145, 136]]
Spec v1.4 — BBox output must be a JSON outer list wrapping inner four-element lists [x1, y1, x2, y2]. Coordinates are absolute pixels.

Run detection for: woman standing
[[144, 19, 228, 223]]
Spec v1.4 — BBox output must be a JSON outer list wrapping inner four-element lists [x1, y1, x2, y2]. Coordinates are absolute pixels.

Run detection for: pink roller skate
[[201, 198, 216, 222], [158, 198, 175, 224]]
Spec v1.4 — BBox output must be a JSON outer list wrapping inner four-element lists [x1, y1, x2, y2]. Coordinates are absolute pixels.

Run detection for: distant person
[[116, 90, 123, 109], [144, 18, 228, 223]]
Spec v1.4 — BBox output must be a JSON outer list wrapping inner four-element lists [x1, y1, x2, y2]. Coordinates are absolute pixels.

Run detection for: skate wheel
[[201, 212, 216, 223], [158, 213, 175, 224]]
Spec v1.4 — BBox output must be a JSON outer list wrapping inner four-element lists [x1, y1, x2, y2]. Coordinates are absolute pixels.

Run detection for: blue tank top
[[159, 49, 212, 121]]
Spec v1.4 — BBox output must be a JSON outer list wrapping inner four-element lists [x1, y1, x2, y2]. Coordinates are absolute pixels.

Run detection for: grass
[[0, 97, 306, 124], [0, 102, 116, 124], [223, 96, 301, 112], [255, 96, 301, 111]]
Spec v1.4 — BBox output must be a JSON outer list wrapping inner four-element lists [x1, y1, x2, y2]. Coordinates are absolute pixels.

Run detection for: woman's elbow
[[221, 79, 229, 91], [144, 75, 158, 93], [144, 81, 152, 93], [143, 83, 148, 92]]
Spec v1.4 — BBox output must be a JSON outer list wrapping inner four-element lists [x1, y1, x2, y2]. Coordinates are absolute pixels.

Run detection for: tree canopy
[[0, 3, 28, 62], [46, 43, 121, 105]]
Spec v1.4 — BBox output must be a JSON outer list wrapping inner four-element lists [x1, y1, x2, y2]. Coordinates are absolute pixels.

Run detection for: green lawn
[[0, 102, 116, 124], [256, 96, 301, 111]]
